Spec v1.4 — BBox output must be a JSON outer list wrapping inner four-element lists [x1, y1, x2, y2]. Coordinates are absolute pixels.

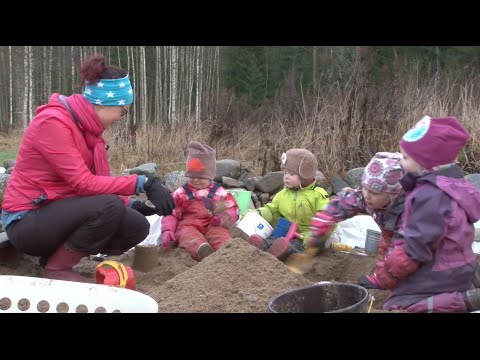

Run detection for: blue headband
[[83, 75, 133, 106]]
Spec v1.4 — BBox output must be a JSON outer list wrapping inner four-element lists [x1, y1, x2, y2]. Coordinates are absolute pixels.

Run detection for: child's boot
[[472, 269, 480, 288], [462, 288, 480, 311], [247, 235, 264, 250], [268, 237, 291, 260], [197, 243, 214, 261]]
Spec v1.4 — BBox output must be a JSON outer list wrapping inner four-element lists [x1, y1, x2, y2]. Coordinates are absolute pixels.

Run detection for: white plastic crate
[[0, 275, 158, 313]]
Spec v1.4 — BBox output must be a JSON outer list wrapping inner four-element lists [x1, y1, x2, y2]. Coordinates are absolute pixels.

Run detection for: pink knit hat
[[362, 152, 404, 193], [184, 141, 216, 180], [400, 116, 470, 171]]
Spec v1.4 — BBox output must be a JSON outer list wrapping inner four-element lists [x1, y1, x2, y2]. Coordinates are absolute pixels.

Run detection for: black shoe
[[462, 288, 480, 311], [197, 243, 214, 261], [472, 269, 480, 288], [39, 256, 48, 268]]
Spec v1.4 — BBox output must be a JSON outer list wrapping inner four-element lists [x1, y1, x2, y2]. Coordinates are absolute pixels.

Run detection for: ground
[[0, 237, 397, 313]]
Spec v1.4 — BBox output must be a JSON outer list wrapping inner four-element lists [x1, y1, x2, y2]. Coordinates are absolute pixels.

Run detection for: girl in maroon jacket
[[1, 55, 174, 282], [369, 117, 480, 312]]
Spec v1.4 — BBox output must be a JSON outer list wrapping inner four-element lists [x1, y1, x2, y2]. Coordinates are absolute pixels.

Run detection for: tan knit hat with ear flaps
[[280, 149, 318, 181], [184, 141, 217, 180]]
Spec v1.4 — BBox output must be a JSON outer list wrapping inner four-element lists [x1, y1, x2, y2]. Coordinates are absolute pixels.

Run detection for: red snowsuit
[[162, 182, 239, 260]]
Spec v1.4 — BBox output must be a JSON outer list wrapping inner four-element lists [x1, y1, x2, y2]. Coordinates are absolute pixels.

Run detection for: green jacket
[[258, 181, 330, 244]]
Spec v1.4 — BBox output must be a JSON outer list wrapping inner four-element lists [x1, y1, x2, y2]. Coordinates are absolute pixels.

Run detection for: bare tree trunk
[[163, 46, 169, 125], [154, 46, 162, 125], [215, 46, 220, 110], [28, 45, 33, 121], [79, 46, 83, 64], [43, 46, 48, 101], [139, 46, 147, 131], [57, 47, 63, 93], [71, 46, 76, 92], [47, 46, 53, 96], [128, 46, 137, 147], [177, 47, 184, 121], [204, 47, 210, 118], [188, 46, 194, 121], [0, 47, 5, 128], [22, 46, 29, 129], [169, 46, 177, 127], [22, 46, 32, 130], [117, 46, 121, 68], [312, 46, 317, 92], [195, 46, 203, 127], [8, 46, 13, 127]]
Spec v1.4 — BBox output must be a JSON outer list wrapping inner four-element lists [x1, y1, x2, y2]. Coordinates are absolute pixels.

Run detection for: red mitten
[[209, 215, 222, 227], [375, 268, 399, 290]]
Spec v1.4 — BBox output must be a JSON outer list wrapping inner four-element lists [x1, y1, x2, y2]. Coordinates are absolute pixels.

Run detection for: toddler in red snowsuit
[[161, 141, 239, 261]]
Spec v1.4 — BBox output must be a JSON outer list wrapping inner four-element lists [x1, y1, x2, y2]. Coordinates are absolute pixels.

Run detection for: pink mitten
[[308, 212, 335, 247], [162, 231, 176, 251]]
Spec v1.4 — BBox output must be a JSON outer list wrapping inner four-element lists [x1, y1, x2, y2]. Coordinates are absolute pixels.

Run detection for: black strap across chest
[[182, 181, 220, 201]]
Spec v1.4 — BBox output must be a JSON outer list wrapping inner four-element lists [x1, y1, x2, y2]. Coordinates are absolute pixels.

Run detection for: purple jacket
[[384, 166, 480, 310]]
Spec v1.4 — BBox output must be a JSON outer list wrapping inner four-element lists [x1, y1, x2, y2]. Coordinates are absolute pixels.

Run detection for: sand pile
[[149, 238, 313, 312]]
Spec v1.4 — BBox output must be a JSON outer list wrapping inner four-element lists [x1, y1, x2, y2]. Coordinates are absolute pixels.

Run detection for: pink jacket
[[2, 93, 137, 212]]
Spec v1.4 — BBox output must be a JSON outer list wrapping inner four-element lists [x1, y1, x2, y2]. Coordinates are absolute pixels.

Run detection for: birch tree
[[154, 46, 162, 124], [187, 46, 194, 120], [28, 45, 33, 121], [9, 46, 13, 128], [195, 45, 202, 127], [169, 46, 177, 127], [128, 46, 137, 139], [163, 46, 169, 124], [215, 46, 220, 109], [139, 46, 147, 131], [0, 48, 6, 128], [71, 46, 76, 92], [47, 46, 52, 98]]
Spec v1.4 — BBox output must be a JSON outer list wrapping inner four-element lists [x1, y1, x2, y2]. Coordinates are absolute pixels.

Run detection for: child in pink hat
[[309, 152, 406, 277], [161, 141, 239, 261], [367, 116, 480, 312]]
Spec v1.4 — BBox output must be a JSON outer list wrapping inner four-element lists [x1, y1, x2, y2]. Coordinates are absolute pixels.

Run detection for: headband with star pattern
[[83, 75, 133, 106]]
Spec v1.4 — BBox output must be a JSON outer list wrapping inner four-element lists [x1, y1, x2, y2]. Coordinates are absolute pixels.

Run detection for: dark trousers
[[6, 195, 149, 257]]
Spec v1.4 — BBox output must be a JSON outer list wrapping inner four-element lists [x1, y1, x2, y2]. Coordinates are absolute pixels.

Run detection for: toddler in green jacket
[[248, 149, 330, 260]]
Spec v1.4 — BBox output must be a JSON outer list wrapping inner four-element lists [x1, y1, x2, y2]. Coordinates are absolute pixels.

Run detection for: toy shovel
[[286, 247, 321, 275]]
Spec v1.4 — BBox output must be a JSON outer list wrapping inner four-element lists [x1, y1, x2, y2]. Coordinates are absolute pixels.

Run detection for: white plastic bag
[[327, 217, 480, 254], [472, 242, 480, 255], [474, 220, 480, 243], [137, 215, 163, 247], [325, 215, 381, 249]]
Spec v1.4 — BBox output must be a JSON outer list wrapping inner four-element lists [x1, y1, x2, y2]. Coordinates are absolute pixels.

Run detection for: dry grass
[[2, 68, 480, 183], [104, 69, 480, 182], [0, 129, 23, 164]]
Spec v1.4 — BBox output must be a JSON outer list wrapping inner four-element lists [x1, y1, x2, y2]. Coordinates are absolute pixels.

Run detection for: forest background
[[1, 46, 480, 181]]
